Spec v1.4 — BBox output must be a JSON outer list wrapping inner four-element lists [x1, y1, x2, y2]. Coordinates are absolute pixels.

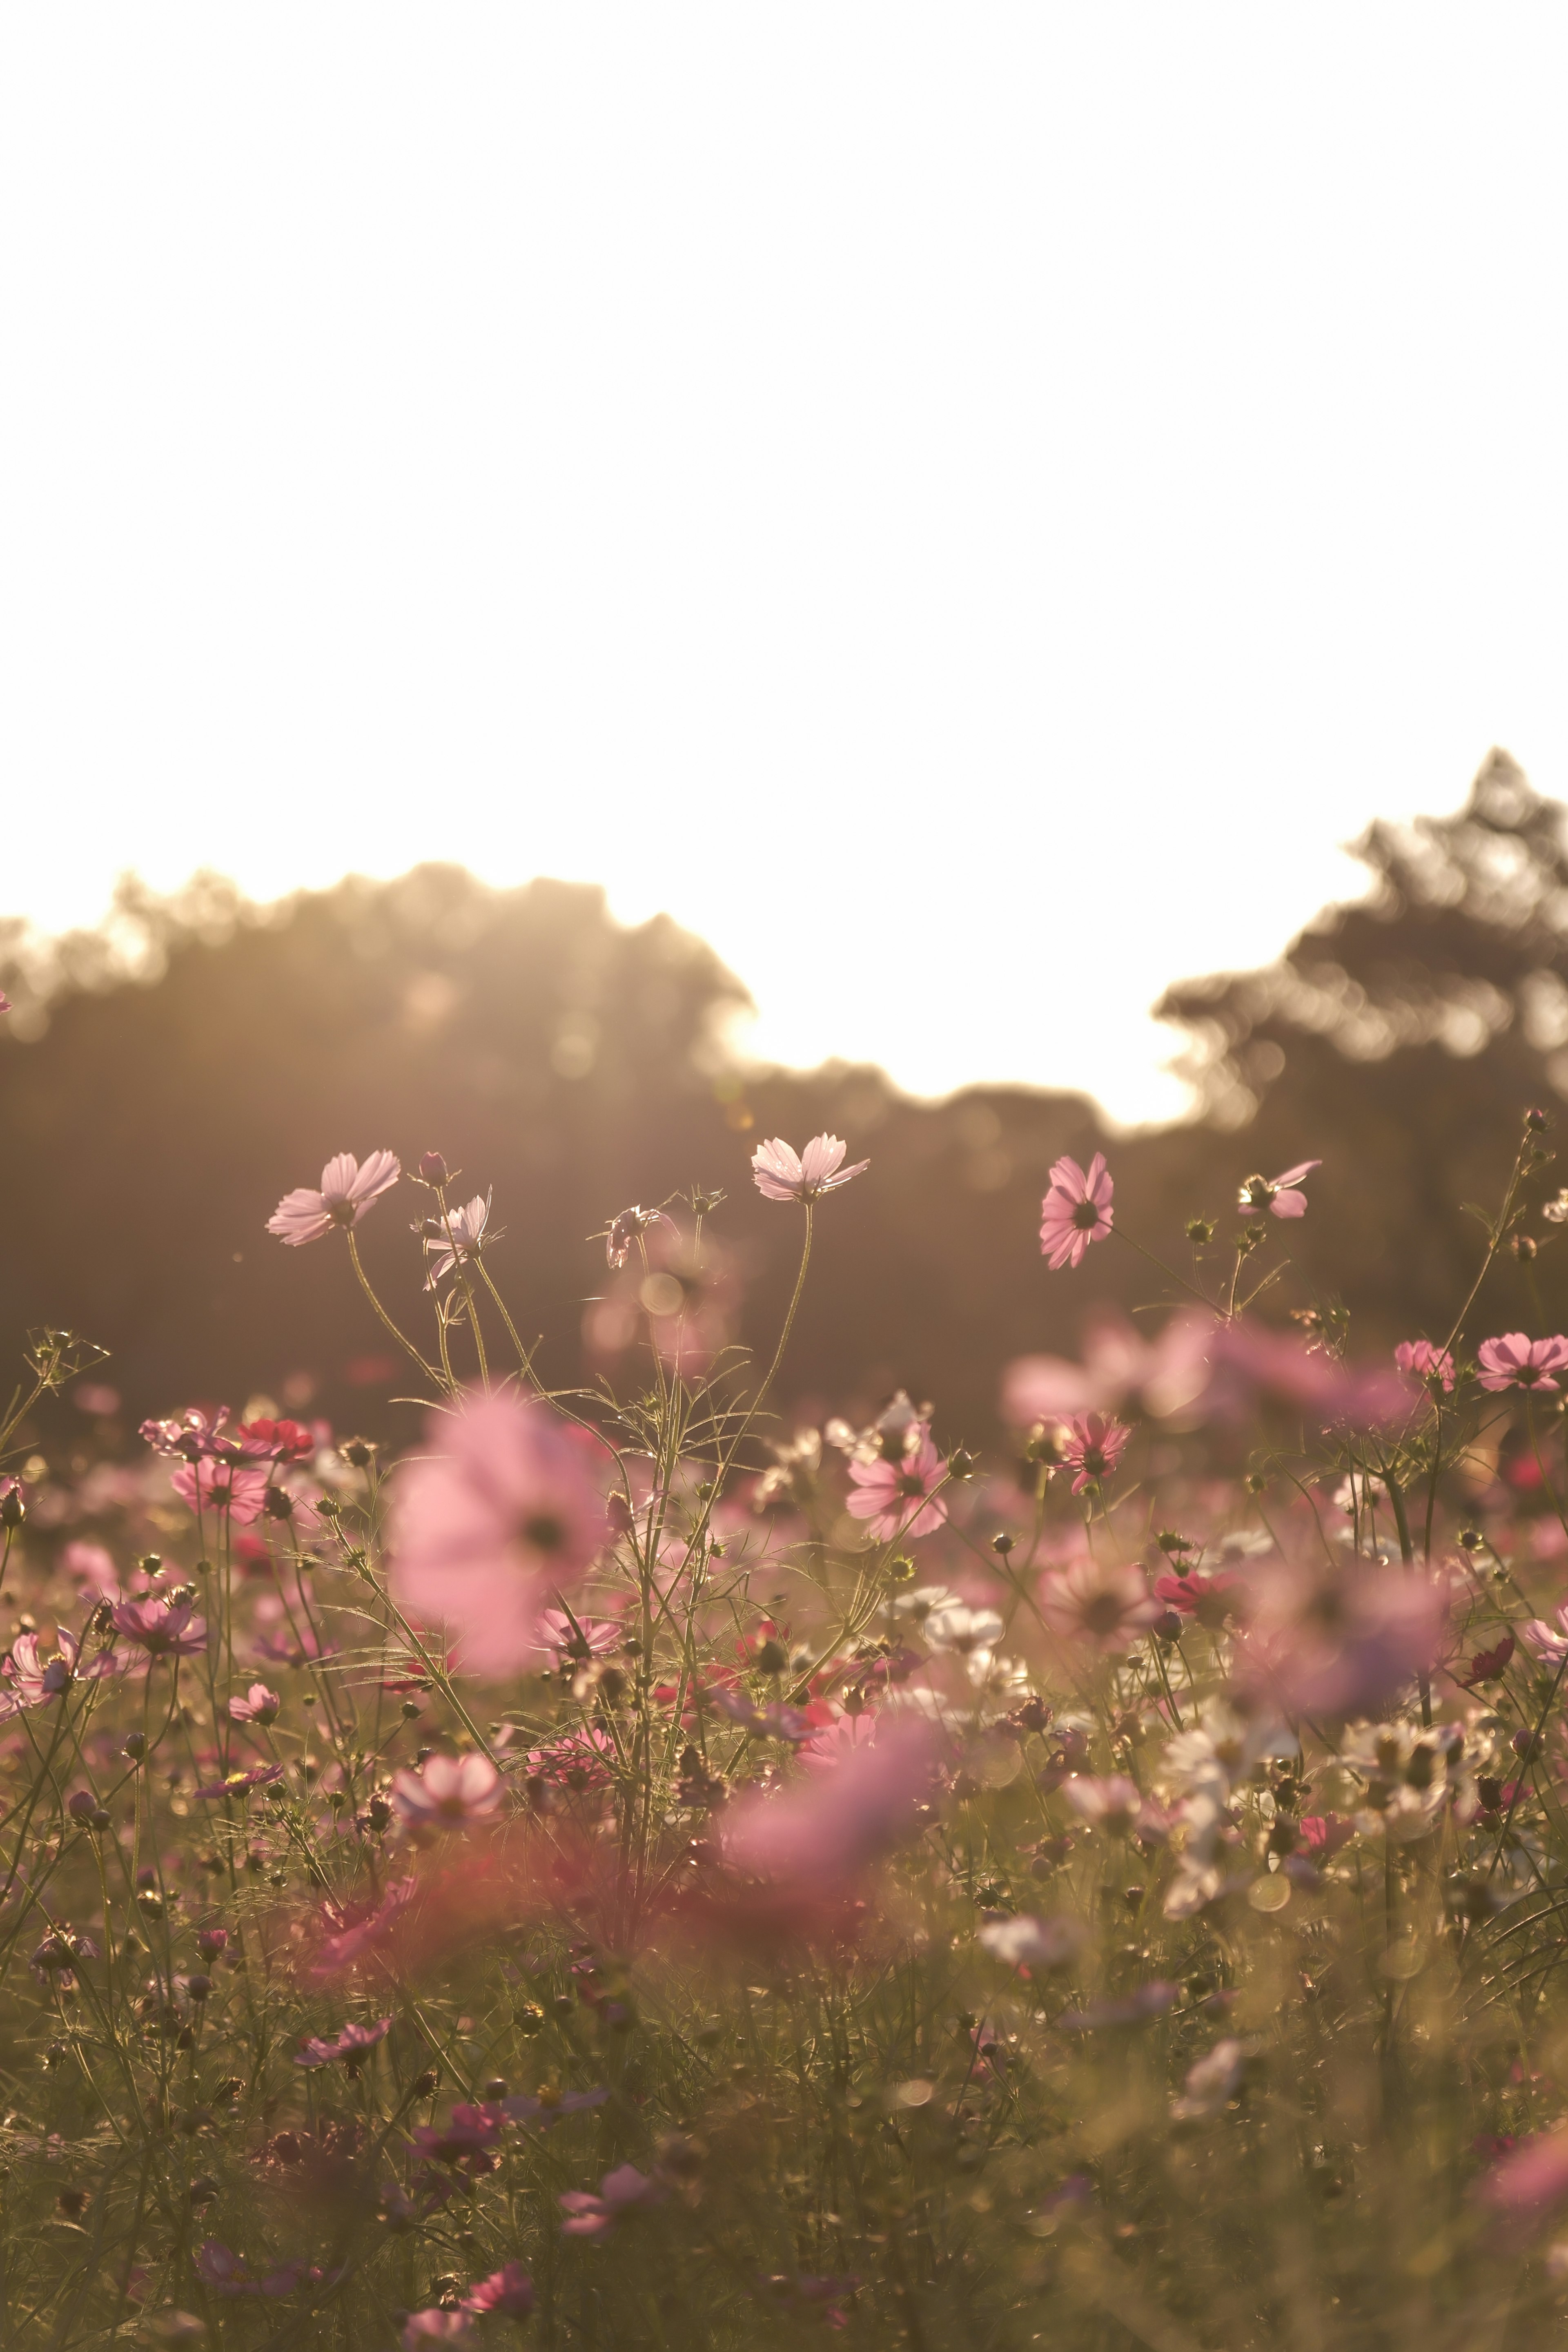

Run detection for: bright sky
[[3, 11, 1566, 1124]]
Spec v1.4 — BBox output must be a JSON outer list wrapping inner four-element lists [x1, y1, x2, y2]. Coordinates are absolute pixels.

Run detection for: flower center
[[1071, 1199, 1101, 1231], [523, 1514, 567, 1554], [1081, 1593, 1125, 1635]]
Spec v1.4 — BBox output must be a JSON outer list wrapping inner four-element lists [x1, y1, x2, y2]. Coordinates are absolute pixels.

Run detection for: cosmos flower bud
[[418, 1151, 450, 1184], [1527, 1107, 1551, 1133], [0, 1480, 24, 1529]]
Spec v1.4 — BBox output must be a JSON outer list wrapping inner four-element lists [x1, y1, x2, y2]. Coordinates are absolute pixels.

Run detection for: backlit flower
[[228, 1681, 280, 1725], [751, 1135, 869, 1205], [423, 1193, 492, 1289], [845, 1430, 948, 1541], [1059, 1412, 1131, 1495], [170, 1457, 270, 1524], [1394, 1338, 1456, 1391], [1038, 1155, 1114, 1270], [976, 1913, 1086, 1970], [1477, 1333, 1568, 1393], [267, 1150, 401, 1247], [1521, 1606, 1568, 1668], [0, 1628, 119, 1717], [1038, 1557, 1160, 1654], [1237, 1160, 1320, 1219], [110, 1596, 207, 1660], [390, 1752, 503, 1830], [390, 1390, 608, 1677]]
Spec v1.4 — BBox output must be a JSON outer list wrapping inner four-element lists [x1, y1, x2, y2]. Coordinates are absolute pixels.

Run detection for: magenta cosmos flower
[[845, 1429, 949, 1541], [390, 1751, 503, 1830], [1237, 1160, 1320, 1219], [1394, 1338, 1455, 1391], [110, 1594, 207, 1659], [1060, 1412, 1131, 1495], [0, 1628, 119, 1717], [751, 1134, 869, 1204], [1477, 1333, 1568, 1392], [266, 1150, 401, 1246], [390, 1390, 608, 1676], [1039, 1154, 1114, 1270]]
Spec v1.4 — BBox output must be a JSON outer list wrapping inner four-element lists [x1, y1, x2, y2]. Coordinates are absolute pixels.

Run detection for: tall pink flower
[[751, 1135, 869, 1204], [267, 1150, 401, 1247], [845, 1430, 948, 1541], [293, 2015, 393, 2070], [1395, 1338, 1455, 1391], [1237, 1160, 1320, 1219], [170, 1457, 270, 1524], [1060, 1413, 1131, 1495], [110, 1595, 207, 1660], [390, 1752, 503, 1830], [1039, 1155, 1114, 1270], [722, 1719, 936, 1888], [1477, 1333, 1568, 1393], [390, 1390, 608, 1676]]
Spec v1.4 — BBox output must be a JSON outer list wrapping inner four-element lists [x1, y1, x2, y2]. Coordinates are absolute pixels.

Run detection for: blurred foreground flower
[[390, 1391, 608, 1676]]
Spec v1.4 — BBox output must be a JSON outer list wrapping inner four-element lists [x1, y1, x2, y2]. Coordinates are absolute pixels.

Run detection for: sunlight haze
[[3, 8, 1565, 1122]]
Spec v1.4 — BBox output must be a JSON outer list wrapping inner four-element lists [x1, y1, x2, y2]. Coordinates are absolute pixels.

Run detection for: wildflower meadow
[[7, 1101, 1568, 2349]]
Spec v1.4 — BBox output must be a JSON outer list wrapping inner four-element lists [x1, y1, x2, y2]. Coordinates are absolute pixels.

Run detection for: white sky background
[[2, 11, 1566, 1126]]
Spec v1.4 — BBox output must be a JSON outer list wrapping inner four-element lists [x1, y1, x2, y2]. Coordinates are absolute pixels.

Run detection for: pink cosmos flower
[[462, 2263, 535, 2319], [1237, 1160, 1321, 1219], [0, 1629, 119, 1717], [1521, 1605, 1568, 1668], [424, 1193, 492, 1289], [1059, 1413, 1131, 1495], [559, 2163, 665, 2238], [1477, 1333, 1568, 1393], [1038, 1557, 1160, 1654], [751, 1135, 869, 1205], [1474, 2127, 1568, 2229], [170, 1457, 270, 1524], [293, 2015, 393, 2069], [1394, 1339, 1456, 1391], [539, 1608, 624, 1663], [722, 1718, 935, 1888], [390, 1390, 608, 1677], [390, 1752, 503, 1830], [229, 1682, 280, 1725], [1038, 1154, 1114, 1270], [1152, 1567, 1244, 1629], [110, 1595, 207, 1660], [797, 1711, 880, 1772], [844, 1430, 948, 1541], [267, 1150, 401, 1246], [526, 1723, 618, 1791]]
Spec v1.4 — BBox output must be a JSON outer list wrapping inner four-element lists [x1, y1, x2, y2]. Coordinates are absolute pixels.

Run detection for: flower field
[[4, 1115, 1568, 2348]]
